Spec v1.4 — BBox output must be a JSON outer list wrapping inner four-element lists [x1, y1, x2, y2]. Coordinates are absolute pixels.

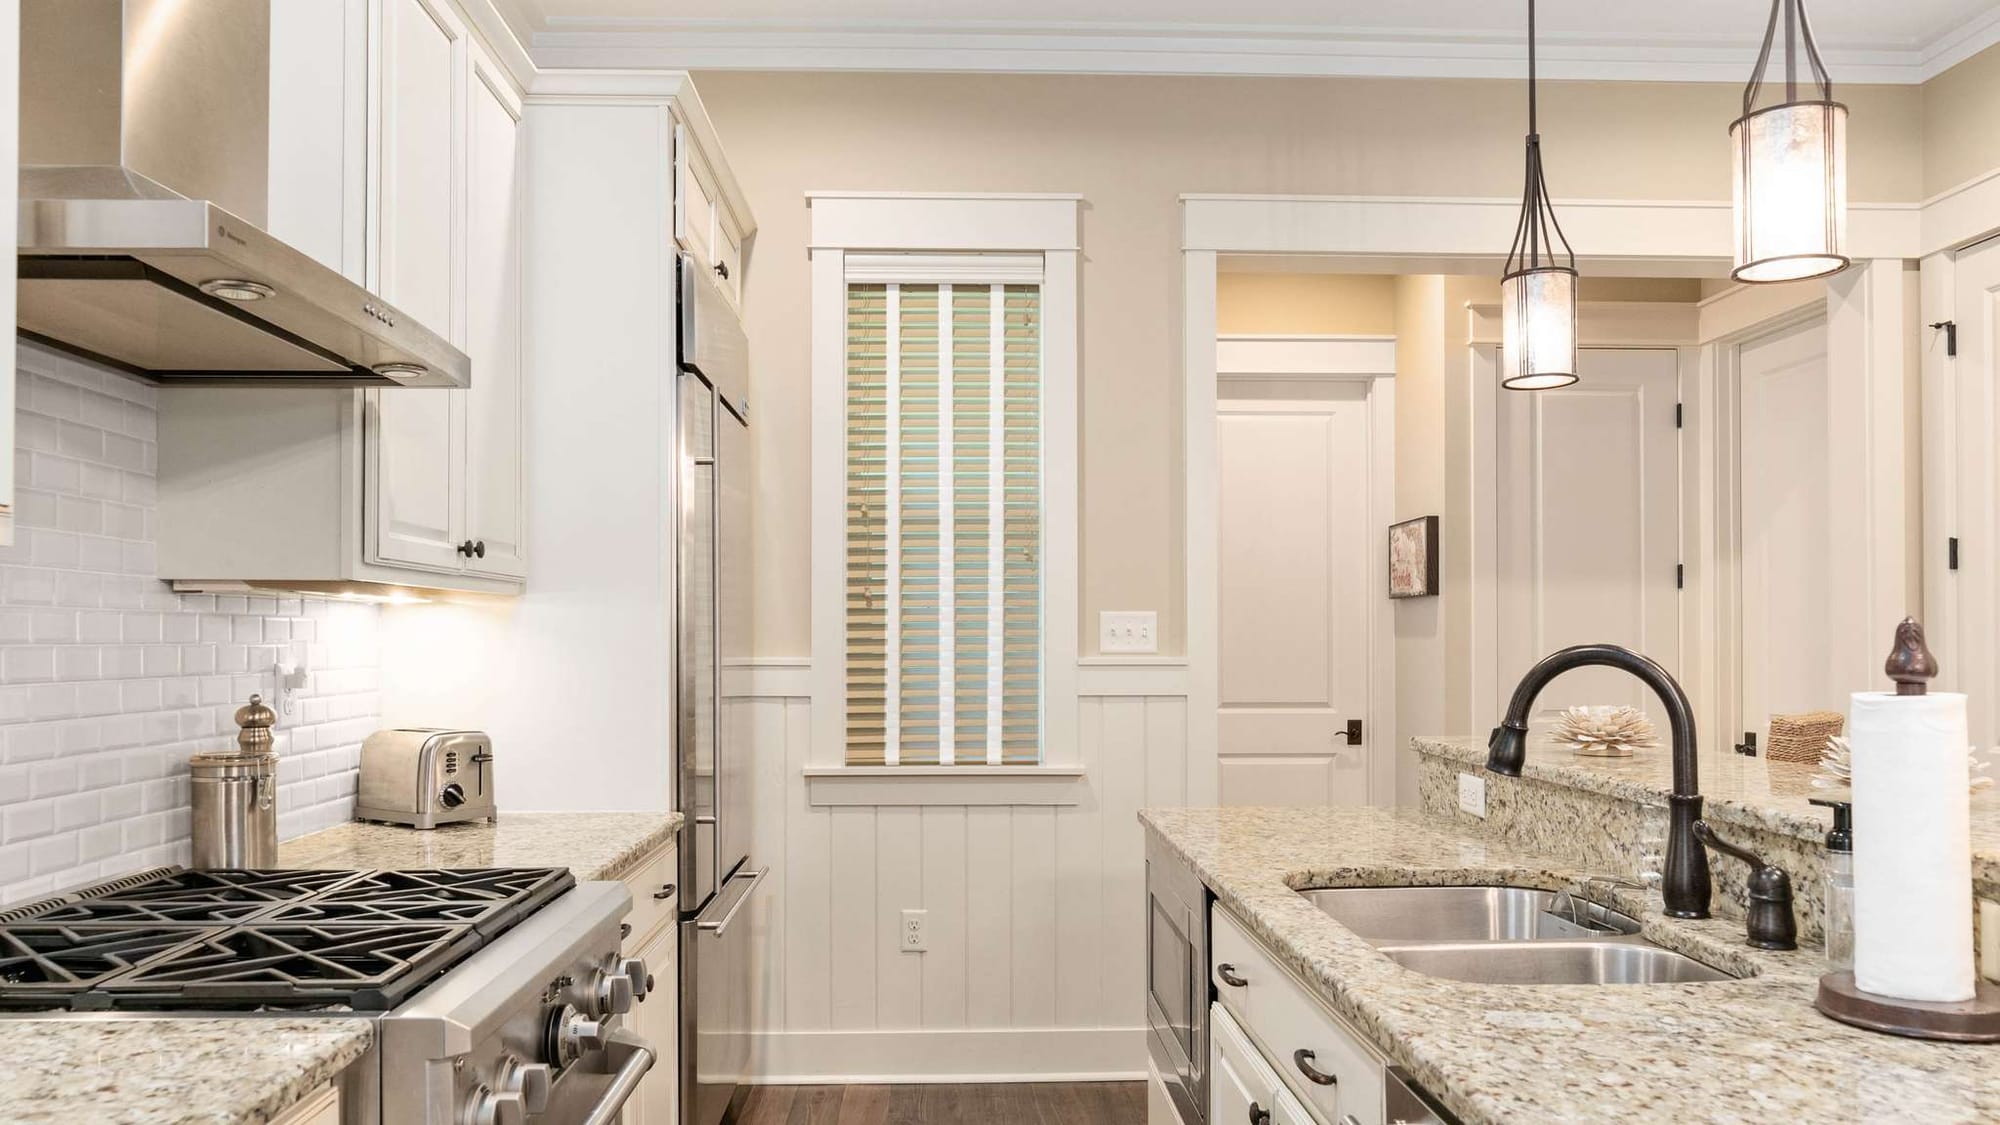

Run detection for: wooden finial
[[1885, 617, 1938, 696]]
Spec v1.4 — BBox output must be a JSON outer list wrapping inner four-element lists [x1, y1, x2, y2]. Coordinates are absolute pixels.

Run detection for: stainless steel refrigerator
[[677, 253, 763, 1125]]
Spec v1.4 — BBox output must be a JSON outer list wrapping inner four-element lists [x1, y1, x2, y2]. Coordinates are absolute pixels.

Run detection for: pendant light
[[1500, 0, 1578, 391], [1731, 0, 1848, 283]]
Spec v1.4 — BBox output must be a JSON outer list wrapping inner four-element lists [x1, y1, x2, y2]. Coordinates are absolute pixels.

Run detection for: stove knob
[[618, 956, 651, 1001], [467, 1085, 526, 1125], [500, 1059, 553, 1116], [595, 968, 635, 1016], [563, 1012, 608, 1056]]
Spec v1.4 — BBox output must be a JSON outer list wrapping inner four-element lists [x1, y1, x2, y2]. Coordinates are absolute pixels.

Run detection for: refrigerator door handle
[[696, 866, 767, 936]]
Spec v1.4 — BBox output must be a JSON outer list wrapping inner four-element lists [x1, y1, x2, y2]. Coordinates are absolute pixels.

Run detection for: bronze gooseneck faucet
[[1486, 644, 1712, 919]]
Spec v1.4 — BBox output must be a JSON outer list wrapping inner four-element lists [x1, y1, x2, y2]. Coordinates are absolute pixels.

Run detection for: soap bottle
[[1810, 797, 1854, 970]]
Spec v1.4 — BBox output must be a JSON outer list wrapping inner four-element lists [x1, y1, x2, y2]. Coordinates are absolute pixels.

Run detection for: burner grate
[[0, 866, 576, 1012]]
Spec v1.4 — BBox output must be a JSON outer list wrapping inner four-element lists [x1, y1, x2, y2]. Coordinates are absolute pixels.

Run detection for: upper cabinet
[[675, 122, 747, 310], [158, 0, 527, 594]]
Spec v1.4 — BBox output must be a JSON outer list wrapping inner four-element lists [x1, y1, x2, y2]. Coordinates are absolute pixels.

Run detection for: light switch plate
[[1457, 773, 1487, 819], [1099, 611, 1158, 654]]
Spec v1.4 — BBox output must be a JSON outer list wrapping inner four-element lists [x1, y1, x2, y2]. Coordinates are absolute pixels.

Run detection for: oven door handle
[[580, 1026, 657, 1125]]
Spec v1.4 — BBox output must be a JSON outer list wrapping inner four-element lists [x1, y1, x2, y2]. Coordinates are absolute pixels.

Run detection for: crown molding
[[519, 15, 2000, 83]]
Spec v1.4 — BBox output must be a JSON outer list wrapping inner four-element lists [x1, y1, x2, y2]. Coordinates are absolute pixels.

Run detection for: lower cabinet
[[1212, 906, 1386, 1125], [621, 841, 681, 1125], [270, 1083, 340, 1125], [1213, 1004, 1314, 1125]]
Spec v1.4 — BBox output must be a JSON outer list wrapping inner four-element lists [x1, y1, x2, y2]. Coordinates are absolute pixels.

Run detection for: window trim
[[808, 193, 1081, 787]]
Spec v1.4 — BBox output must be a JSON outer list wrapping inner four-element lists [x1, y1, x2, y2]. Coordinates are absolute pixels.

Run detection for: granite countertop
[[0, 1017, 373, 1125], [278, 811, 684, 881], [1141, 804, 2000, 1125], [1412, 733, 2000, 889]]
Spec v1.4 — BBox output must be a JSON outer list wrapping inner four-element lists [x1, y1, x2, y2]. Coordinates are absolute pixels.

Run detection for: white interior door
[[1953, 236, 2000, 747], [1737, 316, 1834, 733], [1217, 380, 1372, 807], [1497, 348, 1681, 716]]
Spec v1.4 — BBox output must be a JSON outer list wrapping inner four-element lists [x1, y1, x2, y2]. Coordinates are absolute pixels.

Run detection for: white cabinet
[[161, 3, 526, 594], [0, 0, 16, 548], [270, 1083, 341, 1125], [1212, 906, 1385, 1125], [673, 120, 749, 311], [621, 842, 681, 1125]]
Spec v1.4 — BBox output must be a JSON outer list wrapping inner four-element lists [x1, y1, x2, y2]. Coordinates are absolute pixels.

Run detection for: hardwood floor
[[734, 1082, 1147, 1125]]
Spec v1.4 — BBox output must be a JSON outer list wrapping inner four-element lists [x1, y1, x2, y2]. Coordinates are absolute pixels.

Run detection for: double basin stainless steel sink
[[1302, 885, 1734, 985]]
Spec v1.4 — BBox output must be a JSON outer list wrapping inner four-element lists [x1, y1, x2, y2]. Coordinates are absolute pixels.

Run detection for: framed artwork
[[1388, 516, 1440, 598]]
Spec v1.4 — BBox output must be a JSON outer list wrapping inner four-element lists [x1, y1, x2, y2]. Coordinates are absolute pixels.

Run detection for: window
[[845, 269, 1043, 765], [808, 193, 1079, 791]]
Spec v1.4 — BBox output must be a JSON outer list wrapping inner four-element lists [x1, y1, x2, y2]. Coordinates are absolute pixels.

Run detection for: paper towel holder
[[1814, 615, 2000, 1040]]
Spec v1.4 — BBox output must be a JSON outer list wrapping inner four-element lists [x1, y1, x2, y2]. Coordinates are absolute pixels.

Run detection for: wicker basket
[[1766, 711, 1844, 764]]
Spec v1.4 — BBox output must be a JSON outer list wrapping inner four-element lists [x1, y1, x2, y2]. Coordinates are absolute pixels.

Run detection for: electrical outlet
[[1457, 773, 1487, 819], [900, 909, 928, 952], [1099, 611, 1158, 654]]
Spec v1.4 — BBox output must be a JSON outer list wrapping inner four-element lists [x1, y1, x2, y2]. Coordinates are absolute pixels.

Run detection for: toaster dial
[[440, 782, 467, 809]]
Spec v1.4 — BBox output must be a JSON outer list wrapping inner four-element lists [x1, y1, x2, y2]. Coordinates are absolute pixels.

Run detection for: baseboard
[[747, 1026, 1148, 1084]]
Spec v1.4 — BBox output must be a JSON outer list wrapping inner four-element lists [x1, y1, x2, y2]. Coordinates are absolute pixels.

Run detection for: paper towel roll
[[1849, 690, 1976, 1002]]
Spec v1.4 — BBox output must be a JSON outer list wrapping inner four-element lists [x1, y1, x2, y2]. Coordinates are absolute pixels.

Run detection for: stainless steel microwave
[[1146, 834, 1209, 1125]]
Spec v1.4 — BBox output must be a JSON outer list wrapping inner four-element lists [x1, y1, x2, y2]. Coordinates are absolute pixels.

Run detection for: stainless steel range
[[0, 866, 658, 1124]]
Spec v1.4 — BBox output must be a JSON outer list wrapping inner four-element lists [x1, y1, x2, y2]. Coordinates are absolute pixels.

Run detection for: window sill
[[802, 765, 1087, 807]]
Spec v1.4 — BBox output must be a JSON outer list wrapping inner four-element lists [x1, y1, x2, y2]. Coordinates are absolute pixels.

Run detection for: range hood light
[[373, 362, 430, 380], [198, 278, 275, 302], [1730, 0, 1849, 284]]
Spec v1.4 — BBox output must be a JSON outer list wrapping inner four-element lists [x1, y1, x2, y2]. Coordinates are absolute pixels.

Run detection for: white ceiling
[[503, 0, 2000, 82]]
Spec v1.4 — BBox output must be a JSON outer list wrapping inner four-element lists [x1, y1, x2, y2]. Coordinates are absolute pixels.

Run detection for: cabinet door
[[370, 0, 467, 573], [629, 922, 680, 1125], [461, 55, 527, 579]]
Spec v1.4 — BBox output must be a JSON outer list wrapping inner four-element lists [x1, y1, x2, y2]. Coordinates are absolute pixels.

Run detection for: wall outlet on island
[[1457, 773, 1487, 818]]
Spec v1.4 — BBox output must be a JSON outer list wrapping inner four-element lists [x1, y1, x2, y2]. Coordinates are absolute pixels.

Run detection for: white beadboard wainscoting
[[0, 344, 383, 907], [734, 658, 1191, 1082]]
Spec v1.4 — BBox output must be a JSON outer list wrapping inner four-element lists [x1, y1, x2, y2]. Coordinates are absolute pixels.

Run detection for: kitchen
[[1, 0, 1998, 1123]]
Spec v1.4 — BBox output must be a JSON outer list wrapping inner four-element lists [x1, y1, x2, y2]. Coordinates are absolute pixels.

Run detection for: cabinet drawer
[[621, 842, 680, 954], [1211, 1004, 1281, 1125], [1212, 906, 1385, 1125]]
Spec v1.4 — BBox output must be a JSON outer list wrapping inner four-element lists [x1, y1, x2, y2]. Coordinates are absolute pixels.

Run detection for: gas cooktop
[[0, 866, 575, 1012]]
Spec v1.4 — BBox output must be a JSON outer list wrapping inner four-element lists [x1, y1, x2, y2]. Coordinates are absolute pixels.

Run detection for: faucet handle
[[1690, 821, 1798, 951]]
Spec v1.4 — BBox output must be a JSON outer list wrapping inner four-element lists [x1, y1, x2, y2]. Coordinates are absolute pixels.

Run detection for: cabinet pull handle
[[715, 261, 730, 280], [653, 883, 677, 901], [1217, 963, 1249, 988], [1247, 1103, 1270, 1125], [1294, 1048, 1338, 1086], [1340, 1117, 1362, 1125]]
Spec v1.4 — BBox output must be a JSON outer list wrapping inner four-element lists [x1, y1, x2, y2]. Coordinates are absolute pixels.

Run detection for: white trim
[[809, 196, 1083, 773], [525, 19, 1977, 85], [810, 193, 1082, 252], [747, 1026, 1144, 1083], [1694, 280, 1830, 344], [1217, 334, 1397, 378], [722, 658, 812, 699], [803, 765, 1088, 806], [1923, 166, 2000, 257], [1076, 659, 1191, 697], [1181, 194, 1922, 267], [845, 253, 1046, 284], [1183, 252, 1220, 809]]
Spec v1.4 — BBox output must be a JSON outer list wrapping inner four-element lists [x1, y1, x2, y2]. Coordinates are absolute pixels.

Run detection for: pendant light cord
[[1743, 0, 1834, 117], [1527, 0, 1538, 136], [1505, 0, 1572, 276]]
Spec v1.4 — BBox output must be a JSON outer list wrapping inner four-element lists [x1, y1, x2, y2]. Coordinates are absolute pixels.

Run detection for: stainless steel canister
[[189, 694, 280, 869]]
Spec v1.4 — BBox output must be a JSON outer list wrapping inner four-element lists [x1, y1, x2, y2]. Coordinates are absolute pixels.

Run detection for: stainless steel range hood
[[16, 0, 467, 388]]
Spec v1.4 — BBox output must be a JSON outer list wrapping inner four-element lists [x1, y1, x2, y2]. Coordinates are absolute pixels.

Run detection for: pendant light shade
[[1501, 0, 1577, 391], [1731, 0, 1848, 284]]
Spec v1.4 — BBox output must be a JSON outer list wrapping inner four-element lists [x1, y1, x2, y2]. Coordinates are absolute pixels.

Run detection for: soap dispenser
[[1810, 796, 1854, 970]]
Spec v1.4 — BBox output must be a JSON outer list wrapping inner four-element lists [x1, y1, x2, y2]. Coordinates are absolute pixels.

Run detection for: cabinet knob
[[457, 539, 488, 559], [714, 261, 730, 280], [1248, 1103, 1270, 1125]]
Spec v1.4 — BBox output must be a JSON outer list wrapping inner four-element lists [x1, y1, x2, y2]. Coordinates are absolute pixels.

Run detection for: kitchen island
[[1143, 803, 2000, 1124], [0, 811, 683, 1125]]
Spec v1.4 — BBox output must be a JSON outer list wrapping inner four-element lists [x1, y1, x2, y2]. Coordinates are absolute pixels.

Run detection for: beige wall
[[695, 70, 1925, 658], [1924, 43, 2000, 197], [1217, 273, 1397, 334]]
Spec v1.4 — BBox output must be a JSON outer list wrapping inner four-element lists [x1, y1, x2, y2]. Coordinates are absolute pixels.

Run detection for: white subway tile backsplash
[[0, 345, 383, 906]]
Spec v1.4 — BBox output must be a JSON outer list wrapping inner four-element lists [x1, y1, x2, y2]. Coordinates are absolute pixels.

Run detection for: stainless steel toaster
[[355, 728, 496, 829]]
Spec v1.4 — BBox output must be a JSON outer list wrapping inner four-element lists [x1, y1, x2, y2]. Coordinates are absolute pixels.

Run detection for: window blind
[[845, 278, 1042, 766]]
